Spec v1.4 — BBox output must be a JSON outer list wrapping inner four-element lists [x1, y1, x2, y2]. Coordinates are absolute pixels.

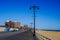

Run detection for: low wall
[[0, 27, 5, 32]]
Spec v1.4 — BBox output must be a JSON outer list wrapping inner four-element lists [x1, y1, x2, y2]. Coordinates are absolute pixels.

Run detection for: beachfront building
[[5, 21, 21, 28]]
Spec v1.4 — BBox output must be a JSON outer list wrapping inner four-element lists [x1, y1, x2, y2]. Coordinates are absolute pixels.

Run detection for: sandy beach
[[36, 30, 60, 40]]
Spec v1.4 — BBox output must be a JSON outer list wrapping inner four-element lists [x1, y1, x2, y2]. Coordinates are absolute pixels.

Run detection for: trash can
[[5, 27, 10, 32]]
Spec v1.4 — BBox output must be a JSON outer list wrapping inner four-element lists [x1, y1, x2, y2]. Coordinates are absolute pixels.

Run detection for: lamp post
[[30, 23, 33, 28], [30, 4, 39, 36]]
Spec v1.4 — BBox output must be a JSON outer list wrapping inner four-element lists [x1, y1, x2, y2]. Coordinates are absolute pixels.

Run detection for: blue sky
[[0, 0, 60, 30]]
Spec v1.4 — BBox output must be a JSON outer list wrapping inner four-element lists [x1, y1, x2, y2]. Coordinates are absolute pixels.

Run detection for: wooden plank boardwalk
[[0, 30, 34, 40]]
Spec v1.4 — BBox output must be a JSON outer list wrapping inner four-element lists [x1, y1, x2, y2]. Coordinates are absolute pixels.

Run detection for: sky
[[0, 0, 60, 30]]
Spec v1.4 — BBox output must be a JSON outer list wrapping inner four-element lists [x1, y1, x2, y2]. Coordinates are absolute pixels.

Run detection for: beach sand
[[36, 30, 60, 40]]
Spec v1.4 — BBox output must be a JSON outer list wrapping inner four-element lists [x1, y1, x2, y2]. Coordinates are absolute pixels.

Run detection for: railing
[[36, 33, 51, 40]]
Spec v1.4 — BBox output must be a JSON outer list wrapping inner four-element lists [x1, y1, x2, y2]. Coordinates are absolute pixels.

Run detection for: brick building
[[5, 21, 21, 28], [14, 22, 20, 28]]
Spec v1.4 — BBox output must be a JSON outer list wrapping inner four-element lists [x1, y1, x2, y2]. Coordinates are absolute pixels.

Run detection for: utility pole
[[30, 4, 39, 36]]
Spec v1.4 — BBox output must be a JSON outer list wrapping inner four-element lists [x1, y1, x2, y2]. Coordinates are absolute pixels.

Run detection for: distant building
[[19, 26, 24, 30], [0, 26, 5, 32], [14, 22, 21, 28], [5, 21, 14, 28], [5, 21, 21, 28], [23, 24, 28, 29], [0, 25, 5, 27], [0, 21, 29, 31]]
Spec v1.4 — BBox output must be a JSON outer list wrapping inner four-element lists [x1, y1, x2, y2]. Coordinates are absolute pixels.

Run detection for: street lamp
[[30, 4, 39, 36]]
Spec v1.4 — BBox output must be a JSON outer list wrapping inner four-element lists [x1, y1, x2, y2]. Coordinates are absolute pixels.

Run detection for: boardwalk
[[0, 30, 34, 40]]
